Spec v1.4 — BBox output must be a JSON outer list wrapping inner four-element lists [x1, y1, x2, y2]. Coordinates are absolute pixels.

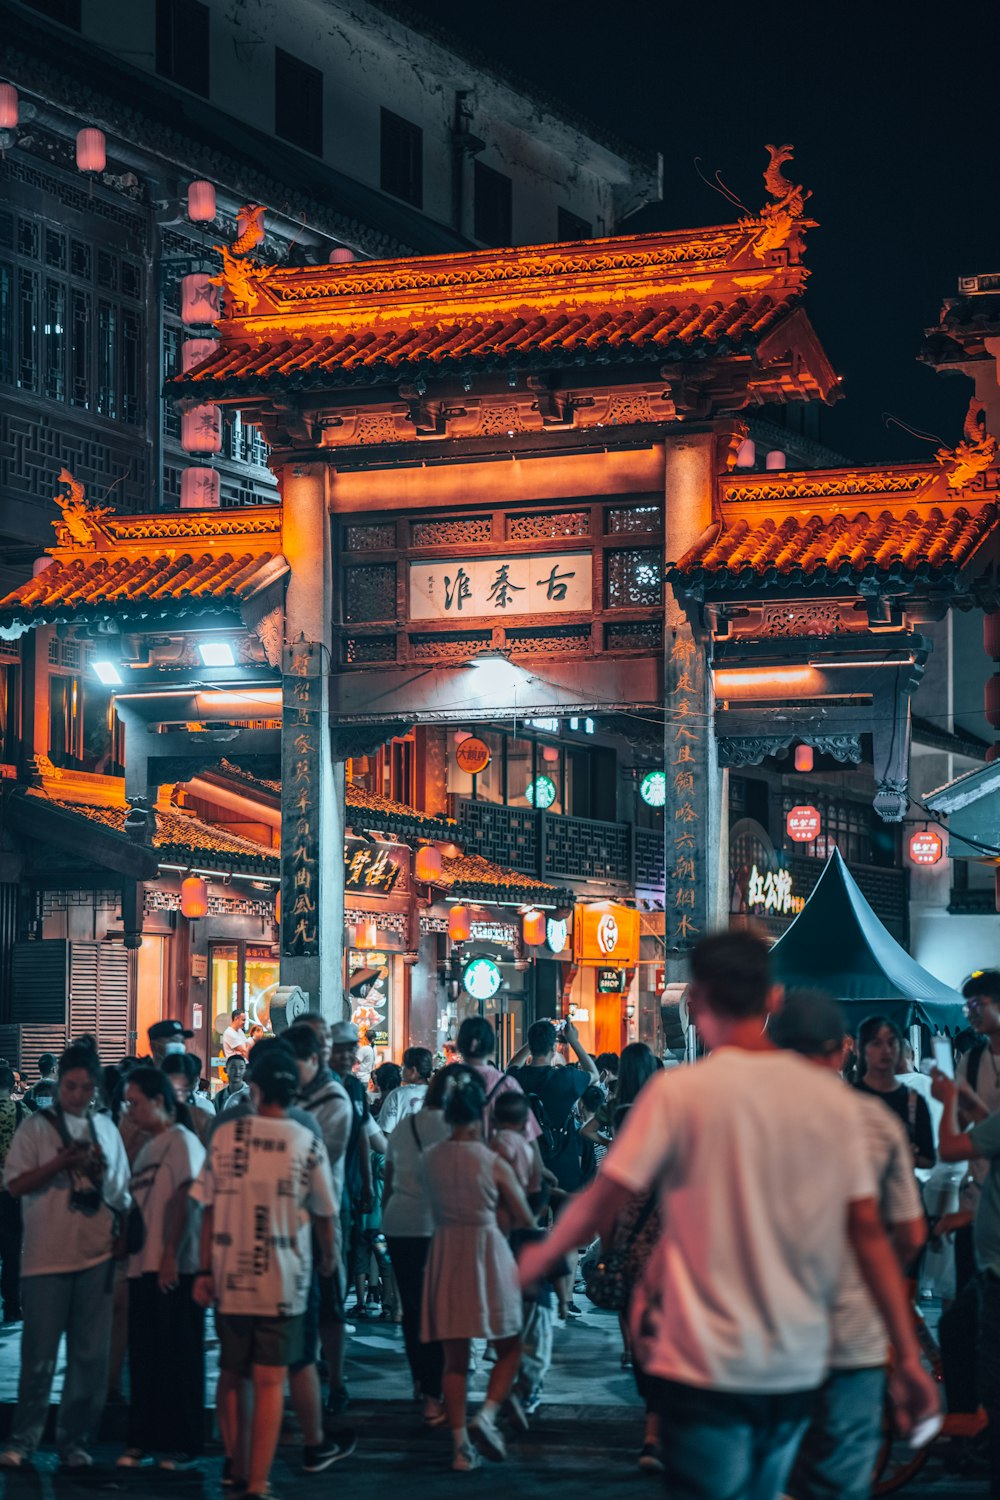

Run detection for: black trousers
[[386, 1236, 443, 1401], [127, 1273, 205, 1456], [0, 1192, 22, 1320]]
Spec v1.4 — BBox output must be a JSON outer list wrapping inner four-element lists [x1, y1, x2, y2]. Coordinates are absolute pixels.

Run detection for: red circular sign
[[455, 736, 491, 775], [786, 805, 821, 843], [909, 830, 943, 866]]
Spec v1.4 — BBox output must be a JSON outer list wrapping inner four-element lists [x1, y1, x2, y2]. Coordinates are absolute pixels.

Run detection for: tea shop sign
[[344, 839, 408, 897], [409, 553, 592, 620]]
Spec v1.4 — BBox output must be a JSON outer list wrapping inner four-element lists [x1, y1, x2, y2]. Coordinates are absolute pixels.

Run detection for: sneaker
[[470, 1410, 507, 1462], [116, 1449, 151, 1468], [325, 1385, 350, 1419], [422, 1396, 447, 1428], [504, 1392, 529, 1433], [638, 1442, 665, 1475], [62, 1449, 93, 1469], [523, 1392, 542, 1416], [302, 1433, 356, 1473], [452, 1442, 480, 1473], [0, 1450, 24, 1469], [159, 1453, 201, 1471], [565, 1301, 584, 1318]]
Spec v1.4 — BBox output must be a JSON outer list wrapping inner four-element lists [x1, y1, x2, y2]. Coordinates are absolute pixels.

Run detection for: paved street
[[0, 1299, 986, 1497]]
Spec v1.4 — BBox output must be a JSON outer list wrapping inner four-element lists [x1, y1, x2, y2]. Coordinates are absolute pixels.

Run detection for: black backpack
[[518, 1070, 575, 1168]]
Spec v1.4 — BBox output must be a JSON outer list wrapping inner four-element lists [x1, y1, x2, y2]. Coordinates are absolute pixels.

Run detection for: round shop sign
[[526, 774, 557, 809], [597, 911, 620, 956], [463, 956, 502, 1001], [639, 770, 667, 808], [786, 804, 821, 843], [546, 917, 568, 954], [455, 736, 491, 775], [909, 829, 943, 866]]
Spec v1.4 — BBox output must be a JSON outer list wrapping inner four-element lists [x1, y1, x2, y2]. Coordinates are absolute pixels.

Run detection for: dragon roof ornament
[[52, 469, 115, 548], [936, 397, 999, 490], [212, 203, 269, 317], [741, 144, 812, 263]]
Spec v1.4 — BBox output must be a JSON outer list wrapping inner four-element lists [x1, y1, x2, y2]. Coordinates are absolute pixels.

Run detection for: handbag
[[584, 1192, 660, 1313]]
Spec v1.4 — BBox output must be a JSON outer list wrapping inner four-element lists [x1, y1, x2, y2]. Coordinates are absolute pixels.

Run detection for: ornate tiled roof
[[670, 463, 1000, 594], [171, 224, 835, 403], [346, 781, 456, 838], [0, 506, 284, 631], [438, 852, 566, 906], [25, 790, 278, 875]]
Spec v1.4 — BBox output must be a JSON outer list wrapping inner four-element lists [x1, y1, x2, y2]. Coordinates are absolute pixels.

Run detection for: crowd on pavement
[[2, 937, 1000, 1496]]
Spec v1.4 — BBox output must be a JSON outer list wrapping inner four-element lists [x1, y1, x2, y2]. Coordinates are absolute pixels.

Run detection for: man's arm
[[847, 1197, 938, 1433], [312, 1213, 336, 1278], [563, 1020, 598, 1082], [506, 1043, 530, 1072], [192, 1204, 215, 1307], [932, 1073, 980, 1162], [518, 1173, 635, 1287]]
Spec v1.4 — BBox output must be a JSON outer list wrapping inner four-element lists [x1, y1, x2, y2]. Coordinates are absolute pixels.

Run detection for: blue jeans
[[786, 1366, 886, 1500], [648, 1377, 813, 1500]]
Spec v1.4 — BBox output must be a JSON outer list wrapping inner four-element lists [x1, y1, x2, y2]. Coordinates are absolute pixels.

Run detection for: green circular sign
[[639, 770, 667, 808], [526, 775, 557, 809], [463, 956, 502, 1001]]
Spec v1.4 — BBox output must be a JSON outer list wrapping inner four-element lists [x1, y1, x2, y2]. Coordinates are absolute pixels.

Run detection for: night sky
[[408, 1, 998, 464]]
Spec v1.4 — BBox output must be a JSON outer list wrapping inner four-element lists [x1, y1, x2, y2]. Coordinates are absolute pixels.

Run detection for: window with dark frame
[[557, 206, 591, 241], [380, 109, 423, 207], [474, 162, 513, 247], [275, 48, 323, 156], [155, 0, 210, 97]]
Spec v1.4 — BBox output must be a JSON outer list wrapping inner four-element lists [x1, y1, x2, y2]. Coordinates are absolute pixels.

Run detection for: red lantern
[[794, 744, 814, 773], [187, 180, 216, 222], [908, 830, 943, 867], [786, 805, 821, 843], [180, 468, 220, 509], [0, 84, 18, 131], [181, 337, 218, 373], [355, 919, 378, 950], [987, 744, 1000, 764], [987, 674, 1000, 729], [414, 846, 443, 882], [522, 909, 546, 947], [180, 876, 208, 919], [181, 273, 221, 326], [735, 437, 755, 468], [76, 127, 106, 174], [181, 404, 222, 455], [449, 906, 471, 942], [274, 889, 281, 926], [765, 449, 786, 471], [986, 615, 1000, 661], [328, 247, 355, 263]]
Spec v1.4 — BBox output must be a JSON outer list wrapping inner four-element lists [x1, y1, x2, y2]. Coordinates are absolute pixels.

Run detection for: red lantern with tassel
[[449, 906, 471, 943], [414, 846, 443, 883], [180, 876, 208, 920], [522, 909, 546, 947], [76, 127, 106, 174]]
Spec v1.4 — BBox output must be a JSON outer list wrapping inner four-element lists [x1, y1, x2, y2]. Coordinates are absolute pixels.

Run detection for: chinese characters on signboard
[[746, 863, 804, 917], [409, 553, 592, 620], [280, 639, 322, 958], [664, 622, 707, 952], [344, 839, 408, 896]]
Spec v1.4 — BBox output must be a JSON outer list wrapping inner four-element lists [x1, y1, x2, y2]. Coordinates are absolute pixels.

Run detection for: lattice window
[[344, 635, 396, 664], [545, 813, 631, 885], [507, 511, 590, 540], [0, 407, 150, 514], [411, 517, 491, 546], [47, 639, 60, 665], [607, 504, 662, 534], [604, 620, 663, 651], [605, 548, 663, 608], [345, 522, 396, 552], [410, 631, 491, 661], [634, 826, 665, 889], [344, 564, 397, 623], [507, 624, 591, 654], [458, 799, 537, 874]]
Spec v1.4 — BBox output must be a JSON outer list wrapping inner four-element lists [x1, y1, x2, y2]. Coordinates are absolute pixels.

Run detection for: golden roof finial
[[742, 144, 812, 263], [52, 468, 114, 547], [936, 397, 998, 489]]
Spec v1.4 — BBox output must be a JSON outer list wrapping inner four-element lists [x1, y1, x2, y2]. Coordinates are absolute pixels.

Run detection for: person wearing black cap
[[191, 1043, 352, 1494], [147, 1021, 193, 1069], [771, 989, 928, 1500]]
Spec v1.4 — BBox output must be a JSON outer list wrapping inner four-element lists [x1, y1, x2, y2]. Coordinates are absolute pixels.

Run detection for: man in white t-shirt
[[518, 932, 938, 1500], [192, 1048, 349, 1496], [770, 988, 927, 1500], [221, 1010, 249, 1060]]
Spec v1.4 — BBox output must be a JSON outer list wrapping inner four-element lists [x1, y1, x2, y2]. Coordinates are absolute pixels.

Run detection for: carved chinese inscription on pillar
[[664, 623, 709, 953], [281, 639, 322, 958]]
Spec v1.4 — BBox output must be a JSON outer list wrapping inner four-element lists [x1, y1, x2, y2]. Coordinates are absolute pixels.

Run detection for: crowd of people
[[2, 939, 1000, 1496]]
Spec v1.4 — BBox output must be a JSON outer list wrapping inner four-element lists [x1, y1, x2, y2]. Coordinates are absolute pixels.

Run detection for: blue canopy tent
[[769, 848, 967, 1033]]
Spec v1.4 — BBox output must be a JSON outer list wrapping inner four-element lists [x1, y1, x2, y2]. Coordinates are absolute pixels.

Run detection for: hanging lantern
[[181, 403, 223, 455], [274, 889, 281, 926], [181, 273, 221, 326], [0, 84, 18, 131], [180, 467, 220, 509], [180, 876, 208, 920], [988, 744, 1000, 764], [355, 919, 378, 950], [449, 905, 472, 943], [794, 744, 814, 772], [542, 745, 560, 764], [76, 127, 106, 174], [522, 909, 546, 947], [328, 246, 355, 263], [986, 674, 1000, 729], [414, 846, 443, 883], [187, 180, 216, 222], [735, 437, 756, 468], [765, 449, 786, 471], [985, 614, 1000, 661], [181, 337, 218, 373]]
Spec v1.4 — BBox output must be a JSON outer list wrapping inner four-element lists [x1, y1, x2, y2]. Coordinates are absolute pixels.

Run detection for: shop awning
[[770, 847, 966, 1032]]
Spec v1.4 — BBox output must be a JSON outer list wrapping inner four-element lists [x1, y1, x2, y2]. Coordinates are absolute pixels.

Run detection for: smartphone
[[931, 1036, 954, 1079], [908, 1412, 943, 1450]]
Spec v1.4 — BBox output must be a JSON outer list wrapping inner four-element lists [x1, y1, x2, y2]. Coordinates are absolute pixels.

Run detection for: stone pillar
[[280, 463, 345, 1020], [662, 430, 730, 985]]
